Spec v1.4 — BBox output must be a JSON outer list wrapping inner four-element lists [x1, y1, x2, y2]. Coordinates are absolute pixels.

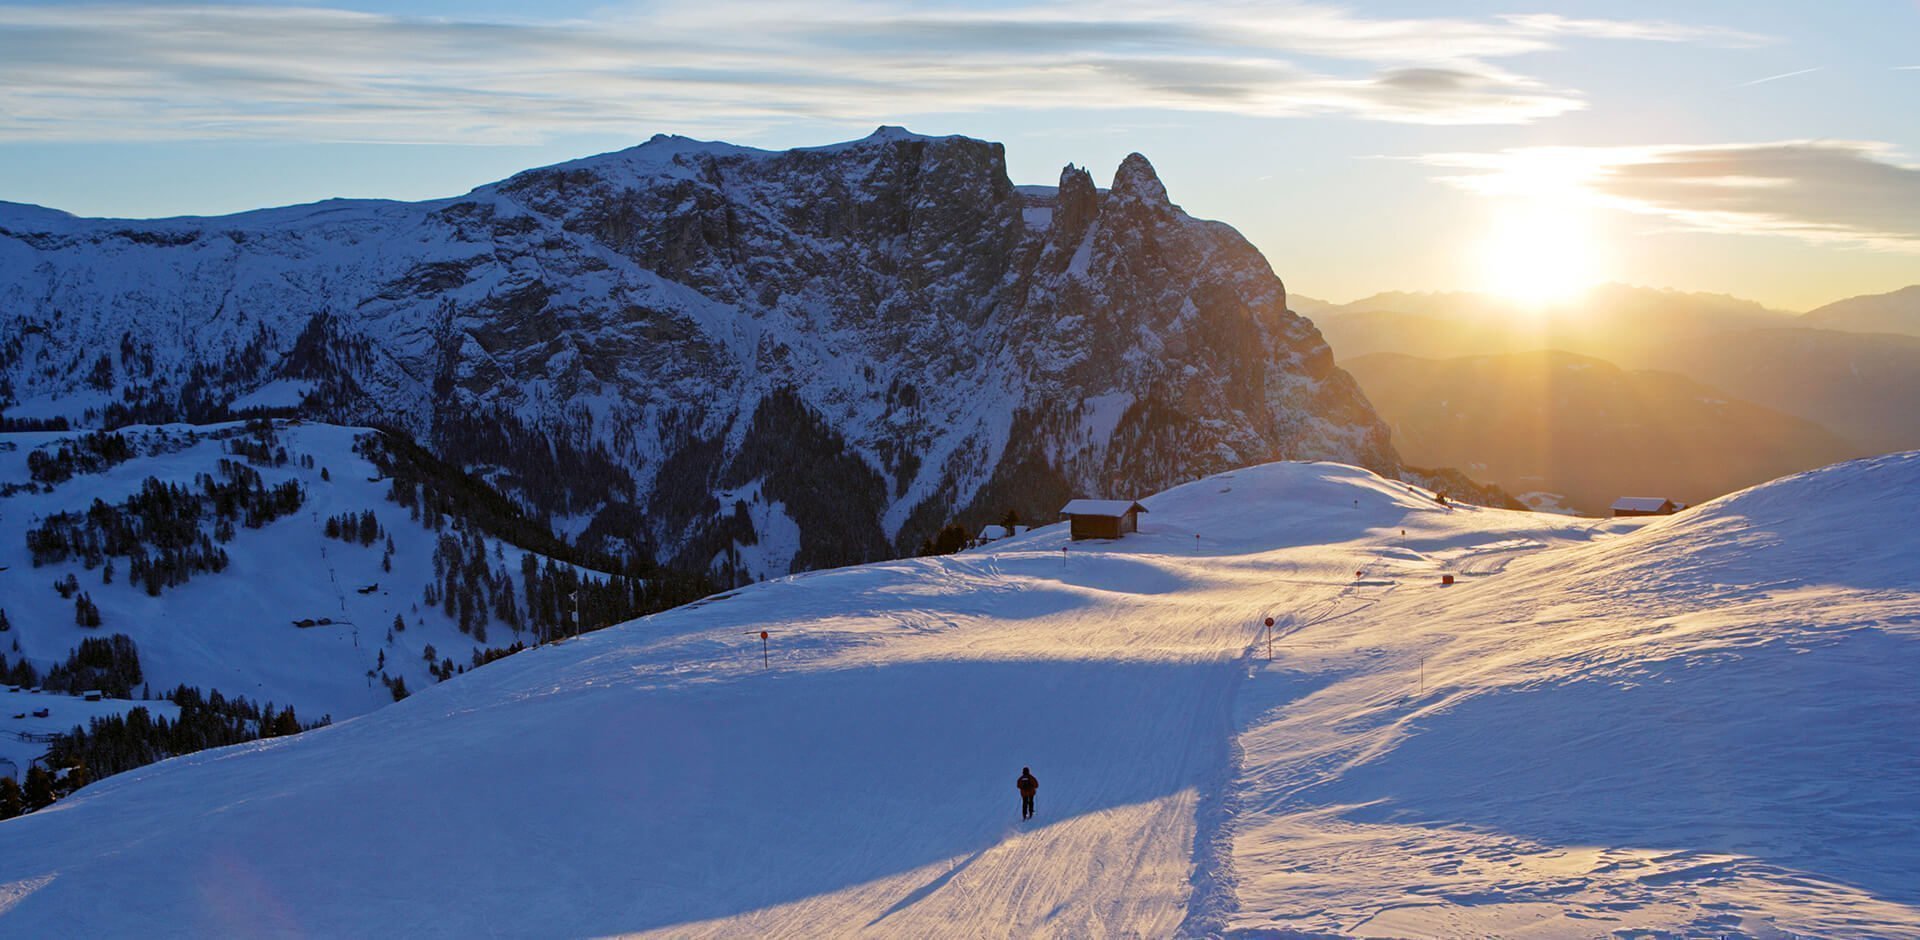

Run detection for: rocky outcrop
[[0, 128, 1397, 580]]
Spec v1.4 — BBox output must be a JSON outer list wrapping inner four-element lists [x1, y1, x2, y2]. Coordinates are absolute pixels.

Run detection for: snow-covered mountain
[[0, 128, 1395, 581], [1, 454, 1912, 936]]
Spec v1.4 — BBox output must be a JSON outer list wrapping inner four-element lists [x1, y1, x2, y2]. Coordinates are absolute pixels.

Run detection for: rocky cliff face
[[0, 127, 1396, 580]]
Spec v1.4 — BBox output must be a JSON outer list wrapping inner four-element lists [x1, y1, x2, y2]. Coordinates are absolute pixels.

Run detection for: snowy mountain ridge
[[0, 127, 1396, 582], [0, 452, 1913, 936]]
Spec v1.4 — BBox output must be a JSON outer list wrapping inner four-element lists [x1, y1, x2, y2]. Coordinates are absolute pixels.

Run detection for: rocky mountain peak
[[0, 129, 1397, 583], [1055, 163, 1100, 240], [1109, 152, 1170, 206]]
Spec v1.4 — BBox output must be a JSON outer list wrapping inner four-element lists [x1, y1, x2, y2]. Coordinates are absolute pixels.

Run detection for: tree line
[[25, 460, 303, 594]]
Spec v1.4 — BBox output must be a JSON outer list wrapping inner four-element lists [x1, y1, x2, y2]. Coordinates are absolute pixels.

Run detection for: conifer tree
[[24, 766, 55, 810], [0, 777, 23, 819]]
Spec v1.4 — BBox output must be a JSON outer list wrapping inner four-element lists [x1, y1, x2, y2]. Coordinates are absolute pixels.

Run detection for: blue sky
[[1, 0, 1915, 308]]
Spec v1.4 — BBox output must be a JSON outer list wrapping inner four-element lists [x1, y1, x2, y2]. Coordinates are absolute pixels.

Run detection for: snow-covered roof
[[977, 525, 1029, 541], [1612, 496, 1677, 512], [1059, 499, 1148, 518]]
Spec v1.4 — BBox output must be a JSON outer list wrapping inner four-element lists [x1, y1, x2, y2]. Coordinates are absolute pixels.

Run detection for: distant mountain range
[[1801, 285, 1920, 337], [1344, 349, 1856, 515], [1299, 283, 1795, 364], [1297, 282, 1920, 509]]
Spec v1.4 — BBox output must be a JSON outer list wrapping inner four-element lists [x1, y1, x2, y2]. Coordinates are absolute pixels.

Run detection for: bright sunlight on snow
[[0, 456, 1914, 936]]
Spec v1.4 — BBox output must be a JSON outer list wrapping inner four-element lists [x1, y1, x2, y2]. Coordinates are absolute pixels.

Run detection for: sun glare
[[1474, 199, 1612, 308], [1476, 203, 1605, 308]]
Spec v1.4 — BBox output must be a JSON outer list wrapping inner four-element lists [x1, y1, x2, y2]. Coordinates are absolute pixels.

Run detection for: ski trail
[[1177, 575, 1359, 937], [1174, 649, 1253, 938]]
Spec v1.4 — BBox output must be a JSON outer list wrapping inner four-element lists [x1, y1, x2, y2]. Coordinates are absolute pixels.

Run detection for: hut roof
[[1611, 496, 1676, 512], [1059, 499, 1149, 518]]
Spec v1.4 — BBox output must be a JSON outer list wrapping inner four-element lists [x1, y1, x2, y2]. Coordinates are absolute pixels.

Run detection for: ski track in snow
[[0, 457, 1917, 937]]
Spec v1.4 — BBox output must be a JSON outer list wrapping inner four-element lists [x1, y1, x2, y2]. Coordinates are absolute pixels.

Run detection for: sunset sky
[[2, 0, 1915, 309]]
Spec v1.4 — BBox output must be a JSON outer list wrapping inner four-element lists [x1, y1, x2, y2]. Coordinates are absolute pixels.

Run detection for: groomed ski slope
[[0, 457, 1916, 937]]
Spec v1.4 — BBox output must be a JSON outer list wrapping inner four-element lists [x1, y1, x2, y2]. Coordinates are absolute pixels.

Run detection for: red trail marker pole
[[743, 630, 771, 669], [1264, 616, 1276, 661]]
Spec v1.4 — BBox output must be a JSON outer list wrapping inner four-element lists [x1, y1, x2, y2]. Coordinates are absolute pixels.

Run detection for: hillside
[[0, 420, 702, 789], [0, 456, 1912, 936], [1647, 327, 1920, 456], [0, 128, 1394, 580], [1306, 282, 1920, 463], [1801, 284, 1920, 337], [1344, 349, 1858, 514]]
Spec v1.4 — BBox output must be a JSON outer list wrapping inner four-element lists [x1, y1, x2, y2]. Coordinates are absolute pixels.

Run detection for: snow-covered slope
[[0, 421, 623, 726], [0, 456, 1913, 937], [0, 128, 1395, 579]]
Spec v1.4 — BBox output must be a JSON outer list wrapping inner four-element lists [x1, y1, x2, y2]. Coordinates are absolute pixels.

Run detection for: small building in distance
[[1611, 496, 1683, 518], [1059, 499, 1148, 540], [974, 524, 1029, 547]]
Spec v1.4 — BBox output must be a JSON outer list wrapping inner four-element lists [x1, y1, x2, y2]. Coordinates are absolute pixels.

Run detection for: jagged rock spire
[[1109, 153, 1169, 205], [1056, 163, 1099, 240]]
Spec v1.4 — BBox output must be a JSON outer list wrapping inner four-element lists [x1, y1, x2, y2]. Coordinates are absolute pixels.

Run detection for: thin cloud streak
[[1737, 66, 1823, 87], [1423, 140, 1920, 253], [0, 1, 1764, 143]]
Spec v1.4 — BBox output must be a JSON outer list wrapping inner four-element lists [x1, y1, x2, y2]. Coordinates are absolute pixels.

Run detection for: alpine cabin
[[1059, 499, 1148, 540], [1611, 496, 1682, 518]]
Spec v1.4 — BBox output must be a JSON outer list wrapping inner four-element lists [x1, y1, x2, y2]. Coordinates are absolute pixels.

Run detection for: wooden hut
[[1059, 499, 1148, 540], [1611, 496, 1681, 518]]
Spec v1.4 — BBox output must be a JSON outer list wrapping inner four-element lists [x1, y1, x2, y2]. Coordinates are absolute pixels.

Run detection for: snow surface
[[225, 379, 316, 412], [709, 479, 802, 583], [0, 456, 1915, 936], [0, 423, 601, 727], [0, 688, 178, 779]]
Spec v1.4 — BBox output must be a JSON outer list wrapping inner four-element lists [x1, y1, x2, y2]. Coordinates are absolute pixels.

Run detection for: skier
[[1016, 767, 1039, 820]]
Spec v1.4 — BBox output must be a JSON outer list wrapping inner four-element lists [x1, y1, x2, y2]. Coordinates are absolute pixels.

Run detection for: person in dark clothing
[[1016, 767, 1039, 820]]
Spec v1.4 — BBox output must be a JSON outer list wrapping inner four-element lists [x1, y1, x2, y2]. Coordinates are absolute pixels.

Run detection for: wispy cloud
[[1495, 13, 1767, 45], [1737, 66, 1823, 87], [1423, 141, 1920, 252], [0, 1, 1763, 143]]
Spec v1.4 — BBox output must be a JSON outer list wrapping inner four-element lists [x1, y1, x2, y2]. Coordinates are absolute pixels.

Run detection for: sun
[[1476, 202, 1606, 308]]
